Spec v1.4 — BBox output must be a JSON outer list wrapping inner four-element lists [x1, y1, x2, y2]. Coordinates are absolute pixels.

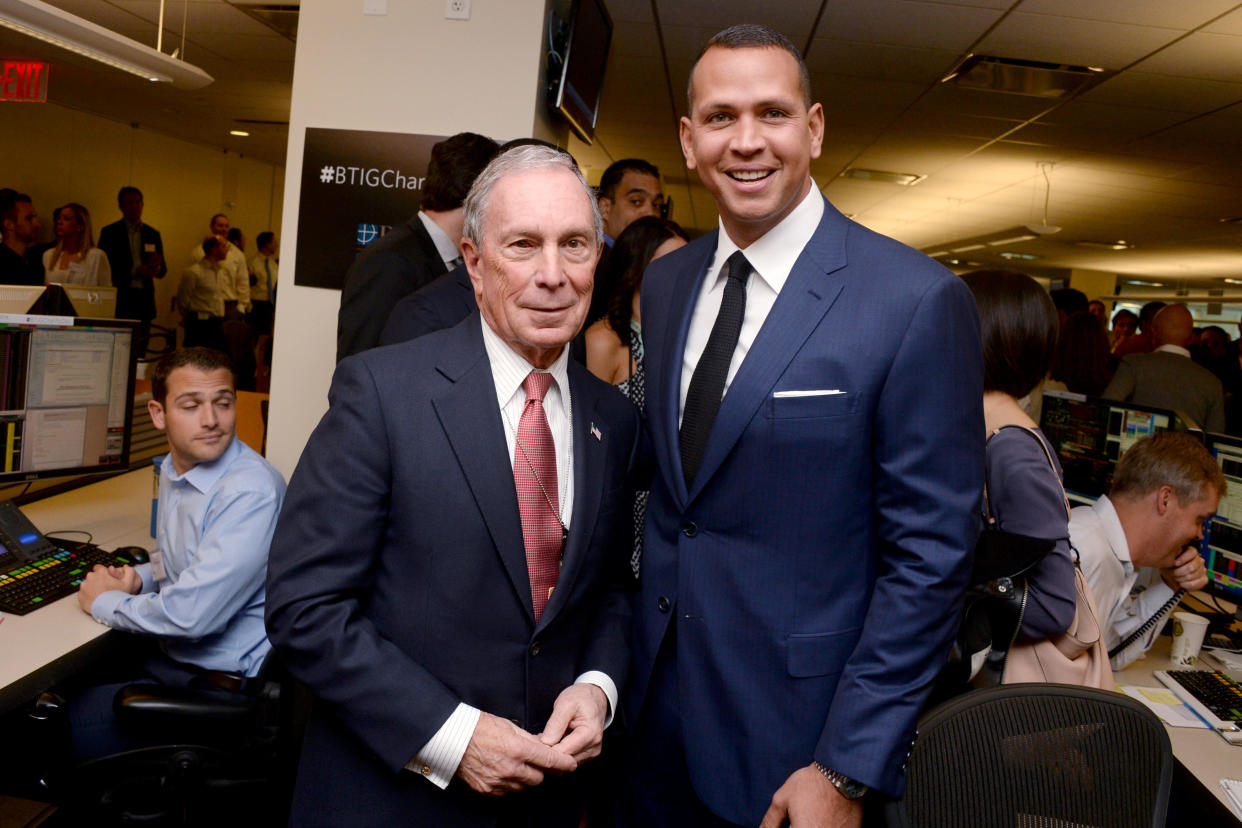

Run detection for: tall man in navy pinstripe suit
[[621, 25, 985, 828]]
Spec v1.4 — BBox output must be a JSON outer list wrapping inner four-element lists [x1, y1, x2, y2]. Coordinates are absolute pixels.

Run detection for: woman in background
[[962, 269, 1077, 641], [585, 216, 687, 578], [1050, 310, 1114, 397], [43, 203, 110, 287], [585, 216, 687, 392]]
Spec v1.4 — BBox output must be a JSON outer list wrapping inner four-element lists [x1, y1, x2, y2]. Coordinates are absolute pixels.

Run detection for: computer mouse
[[113, 545, 150, 565]]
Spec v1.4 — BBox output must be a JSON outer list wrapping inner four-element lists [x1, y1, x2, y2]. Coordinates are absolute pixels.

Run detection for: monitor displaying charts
[[1203, 433, 1242, 606], [0, 314, 137, 482]]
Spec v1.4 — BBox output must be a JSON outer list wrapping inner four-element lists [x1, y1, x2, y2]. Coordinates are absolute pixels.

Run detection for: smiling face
[[148, 366, 236, 475], [1154, 487, 1220, 567], [463, 166, 599, 369], [681, 45, 823, 248]]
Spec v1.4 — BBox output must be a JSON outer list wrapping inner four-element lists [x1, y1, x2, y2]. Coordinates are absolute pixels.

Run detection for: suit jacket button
[[530, 642, 541, 657], [657, 596, 670, 612], [682, 522, 697, 537]]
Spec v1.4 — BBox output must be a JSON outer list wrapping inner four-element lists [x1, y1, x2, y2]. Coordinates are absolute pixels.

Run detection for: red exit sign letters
[[1, 62, 49, 102]]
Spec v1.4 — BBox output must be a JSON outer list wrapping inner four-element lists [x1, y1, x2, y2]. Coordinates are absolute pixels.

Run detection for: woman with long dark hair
[[585, 216, 687, 576], [585, 216, 687, 393]]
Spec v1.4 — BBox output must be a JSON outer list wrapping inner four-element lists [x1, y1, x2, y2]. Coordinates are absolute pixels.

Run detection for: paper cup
[[1170, 611, 1210, 666]]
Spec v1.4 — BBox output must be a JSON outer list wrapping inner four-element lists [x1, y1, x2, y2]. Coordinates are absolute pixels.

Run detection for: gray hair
[[1111, 431, 1226, 505], [687, 24, 812, 110], [462, 144, 601, 246]]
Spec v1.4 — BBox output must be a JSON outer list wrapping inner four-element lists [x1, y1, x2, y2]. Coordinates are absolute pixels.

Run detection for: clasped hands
[[457, 682, 608, 796], [76, 563, 141, 613]]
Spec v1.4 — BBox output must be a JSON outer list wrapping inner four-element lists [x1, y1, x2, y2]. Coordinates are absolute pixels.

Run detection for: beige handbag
[[999, 427, 1114, 690]]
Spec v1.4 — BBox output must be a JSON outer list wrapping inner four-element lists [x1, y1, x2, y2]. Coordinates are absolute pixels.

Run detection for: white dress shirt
[[1071, 495, 1175, 670], [408, 317, 616, 788], [418, 211, 462, 269], [678, 182, 824, 423]]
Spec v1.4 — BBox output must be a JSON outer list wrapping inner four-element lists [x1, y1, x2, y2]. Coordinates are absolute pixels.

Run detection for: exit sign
[[1, 62, 48, 102]]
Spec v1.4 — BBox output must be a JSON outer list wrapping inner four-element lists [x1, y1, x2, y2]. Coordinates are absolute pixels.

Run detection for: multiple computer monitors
[[1039, 390, 1190, 505], [1039, 390, 1240, 610], [1204, 433, 1242, 609], [0, 314, 137, 483]]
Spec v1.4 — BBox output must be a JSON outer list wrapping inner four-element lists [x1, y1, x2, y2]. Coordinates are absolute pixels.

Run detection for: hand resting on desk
[[77, 564, 142, 613]]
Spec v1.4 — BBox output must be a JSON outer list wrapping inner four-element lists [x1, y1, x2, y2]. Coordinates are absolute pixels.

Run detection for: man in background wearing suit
[[1103, 303, 1226, 433], [621, 25, 984, 828], [335, 131, 499, 361], [99, 186, 166, 344], [267, 144, 639, 827]]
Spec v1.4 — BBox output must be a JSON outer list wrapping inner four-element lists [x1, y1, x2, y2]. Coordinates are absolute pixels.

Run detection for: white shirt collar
[[711, 180, 824, 294], [479, 315, 571, 411], [418, 211, 461, 268], [1092, 495, 1134, 571], [1154, 344, 1190, 358]]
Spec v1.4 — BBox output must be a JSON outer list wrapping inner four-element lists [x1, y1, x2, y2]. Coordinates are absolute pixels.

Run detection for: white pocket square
[[772, 389, 844, 398]]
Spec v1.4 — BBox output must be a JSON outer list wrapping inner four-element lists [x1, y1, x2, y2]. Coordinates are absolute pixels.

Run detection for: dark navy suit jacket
[[336, 215, 447, 362], [379, 263, 475, 346], [97, 220, 165, 322], [267, 315, 639, 826], [627, 197, 984, 824]]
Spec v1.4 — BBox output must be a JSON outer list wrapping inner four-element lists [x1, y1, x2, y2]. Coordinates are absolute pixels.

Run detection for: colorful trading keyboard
[[0, 545, 141, 615], [1155, 669, 1242, 745]]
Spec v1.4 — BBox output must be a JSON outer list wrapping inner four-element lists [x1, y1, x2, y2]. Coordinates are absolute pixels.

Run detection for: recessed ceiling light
[[999, 251, 1042, 261], [1075, 240, 1134, 251], [230, 130, 250, 137], [987, 234, 1038, 246]]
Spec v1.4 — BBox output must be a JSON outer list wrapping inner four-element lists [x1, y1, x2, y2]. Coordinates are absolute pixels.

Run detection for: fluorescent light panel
[[0, 0, 213, 89]]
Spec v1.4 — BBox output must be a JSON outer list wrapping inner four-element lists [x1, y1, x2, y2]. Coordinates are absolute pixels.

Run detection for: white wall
[[0, 102, 284, 334], [266, 0, 560, 478]]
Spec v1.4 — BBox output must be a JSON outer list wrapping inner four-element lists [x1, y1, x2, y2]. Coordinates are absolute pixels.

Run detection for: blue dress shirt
[[91, 437, 286, 677]]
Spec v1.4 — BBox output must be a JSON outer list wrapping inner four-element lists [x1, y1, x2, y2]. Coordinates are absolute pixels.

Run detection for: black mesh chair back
[[888, 683, 1173, 828]]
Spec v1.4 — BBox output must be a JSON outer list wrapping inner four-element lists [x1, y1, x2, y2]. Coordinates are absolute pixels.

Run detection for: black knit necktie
[[680, 250, 752, 488]]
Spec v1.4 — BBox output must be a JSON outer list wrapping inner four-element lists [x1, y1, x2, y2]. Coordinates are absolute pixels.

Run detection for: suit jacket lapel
[[686, 201, 849, 502], [431, 316, 534, 622], [539, 364, 602, 628], [656, 234, 718, 507]]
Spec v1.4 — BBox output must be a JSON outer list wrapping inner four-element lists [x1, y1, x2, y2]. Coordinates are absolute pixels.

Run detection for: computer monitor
[[59, 284, 118, 319], [1202, 433, 1242, 612], [1039, 390, 1192, 505], [0, 284, 47, 315], [0, 314, 137, 482]]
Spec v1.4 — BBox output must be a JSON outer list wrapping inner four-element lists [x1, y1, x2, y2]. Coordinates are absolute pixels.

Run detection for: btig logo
[[319, 165, 425, 190]]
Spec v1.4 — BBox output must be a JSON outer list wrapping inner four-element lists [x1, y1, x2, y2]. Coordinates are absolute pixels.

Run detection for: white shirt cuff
[[406, 703, 481, 789], [575, 670, 617, 729]]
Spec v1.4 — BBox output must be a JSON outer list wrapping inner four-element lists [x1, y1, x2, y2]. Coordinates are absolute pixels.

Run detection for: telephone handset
[[1107, 588, 1186, 660], [0, 499, 57, 565]]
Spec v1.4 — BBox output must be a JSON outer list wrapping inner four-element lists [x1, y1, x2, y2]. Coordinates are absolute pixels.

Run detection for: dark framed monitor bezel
[[0, 315, 139, 484]]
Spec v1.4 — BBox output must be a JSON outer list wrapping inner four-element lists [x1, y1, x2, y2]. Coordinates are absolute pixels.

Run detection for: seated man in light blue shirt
[[70, 346, 286, 758]]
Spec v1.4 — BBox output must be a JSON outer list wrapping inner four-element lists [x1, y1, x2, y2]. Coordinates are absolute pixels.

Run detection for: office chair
[[887, 683, 1173, 828], [42, 651, 305, 827]]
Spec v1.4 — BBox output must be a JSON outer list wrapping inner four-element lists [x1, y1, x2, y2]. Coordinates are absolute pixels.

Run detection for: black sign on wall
[[294, 127, 447, 290]]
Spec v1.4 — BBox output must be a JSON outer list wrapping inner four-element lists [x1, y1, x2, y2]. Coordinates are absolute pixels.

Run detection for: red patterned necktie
[[515, 371, 561, 621]]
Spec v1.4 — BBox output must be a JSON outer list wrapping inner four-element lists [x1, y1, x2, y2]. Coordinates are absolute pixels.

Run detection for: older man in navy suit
[[267, 145, 639, 827], [620, 25, 984, 828]]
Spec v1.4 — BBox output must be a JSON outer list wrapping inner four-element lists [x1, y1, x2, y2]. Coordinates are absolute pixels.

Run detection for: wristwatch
[[813, 762, 869, 800]]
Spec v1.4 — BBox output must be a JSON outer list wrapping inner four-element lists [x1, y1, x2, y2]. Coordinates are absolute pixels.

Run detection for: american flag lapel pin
[[590, 422, 602, 441]]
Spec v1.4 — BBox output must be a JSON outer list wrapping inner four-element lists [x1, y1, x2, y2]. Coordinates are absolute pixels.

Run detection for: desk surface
[[1117, 635, 1242, 820], [0, 469, 152, 714]]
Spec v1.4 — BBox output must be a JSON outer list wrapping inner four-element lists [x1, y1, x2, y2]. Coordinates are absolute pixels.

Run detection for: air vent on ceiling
[[227, 3, 299, 41], [942, 55, 1110, 98], [840, 168, 924, 186]]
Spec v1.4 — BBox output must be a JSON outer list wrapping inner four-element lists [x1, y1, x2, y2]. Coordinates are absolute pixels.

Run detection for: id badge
[[149, 546, 167, 581]]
